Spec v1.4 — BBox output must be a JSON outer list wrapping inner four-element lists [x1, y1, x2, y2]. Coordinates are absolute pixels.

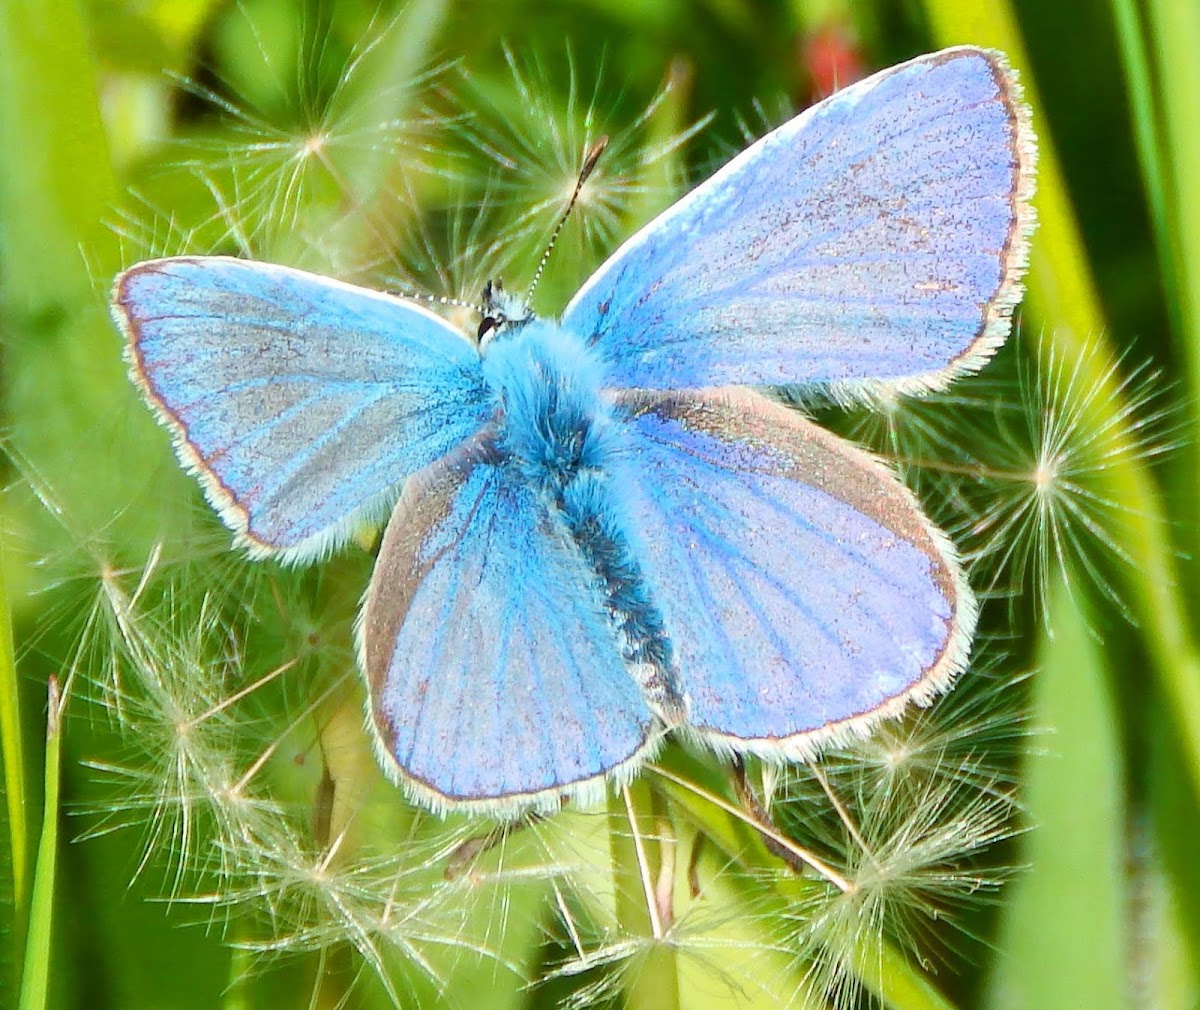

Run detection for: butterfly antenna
[[524, 135, 609, 307], [390, 288, 486, 315]]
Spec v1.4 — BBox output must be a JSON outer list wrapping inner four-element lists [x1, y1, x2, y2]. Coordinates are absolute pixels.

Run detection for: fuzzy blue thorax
[[480, 319, 613, 492], [480, 319, 682, 716]]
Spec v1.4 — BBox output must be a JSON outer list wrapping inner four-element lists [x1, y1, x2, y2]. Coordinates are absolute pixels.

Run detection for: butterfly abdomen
[[482, 320, 685, 722], [559, 470, 685, 722]]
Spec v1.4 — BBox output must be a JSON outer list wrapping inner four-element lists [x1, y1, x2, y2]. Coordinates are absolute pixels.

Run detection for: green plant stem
[[922, 0, 1200, 813], [220, 937, 251, 1010], [17, 678, 62, 1010], [609, 781, 681, 1010], [0, 536, 26, 919]]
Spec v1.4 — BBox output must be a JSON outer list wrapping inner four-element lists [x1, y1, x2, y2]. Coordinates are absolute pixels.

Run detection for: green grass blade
[[1143, 0, 1200, 459], [1147, 710, 1200, 1006], [16, 679, 62, 1010], [983, 580, 1126, 1007], [0, 0, 118, 305], [1109, 0, 1179, 337], [0, 534, 26, 919]]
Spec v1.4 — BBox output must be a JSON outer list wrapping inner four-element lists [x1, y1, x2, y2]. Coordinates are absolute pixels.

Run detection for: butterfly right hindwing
[[612, 388, 975, 756]]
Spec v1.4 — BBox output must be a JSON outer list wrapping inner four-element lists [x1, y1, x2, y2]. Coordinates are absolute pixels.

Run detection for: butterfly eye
[[481, 278, 506, 308], [478, 316, 499, 341]]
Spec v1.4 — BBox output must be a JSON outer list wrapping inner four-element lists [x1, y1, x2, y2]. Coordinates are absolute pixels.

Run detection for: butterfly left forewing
[[113, 256, 491, 563], [614, 389, 974, 756]]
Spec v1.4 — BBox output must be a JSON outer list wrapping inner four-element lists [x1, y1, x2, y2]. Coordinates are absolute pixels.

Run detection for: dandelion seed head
[[824, 330, 1177, 629], [446, 45, 707, 309], [718, 643, 1030, 1008], [958, 332, 1177, 625], [111, 10, 450, 280], [300, 129, 327, 158]]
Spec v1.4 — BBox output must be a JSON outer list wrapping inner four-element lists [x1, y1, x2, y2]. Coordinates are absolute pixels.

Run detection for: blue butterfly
[[111, 47, 1037, 817]]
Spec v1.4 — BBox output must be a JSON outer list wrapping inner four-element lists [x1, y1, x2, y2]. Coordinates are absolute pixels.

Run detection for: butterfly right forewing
[[563, 47, 1035, 396]]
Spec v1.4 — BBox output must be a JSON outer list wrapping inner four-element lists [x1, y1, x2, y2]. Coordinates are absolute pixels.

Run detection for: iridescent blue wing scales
[[360, 434, 660, 815], [563, 47, 1035, 394], [615, 389, 974, 754], [112, 257, 492, 562]]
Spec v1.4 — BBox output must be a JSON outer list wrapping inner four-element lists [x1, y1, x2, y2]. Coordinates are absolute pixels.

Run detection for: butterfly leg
[[443, 805, 561, 880], [729, 756, 855, 890]]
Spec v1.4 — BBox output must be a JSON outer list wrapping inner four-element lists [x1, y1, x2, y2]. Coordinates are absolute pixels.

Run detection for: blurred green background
[[2, 0, 1199, 1008]]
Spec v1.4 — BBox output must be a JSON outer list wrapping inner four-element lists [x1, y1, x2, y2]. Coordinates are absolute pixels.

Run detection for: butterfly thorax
[[481, 319, 611, 493], [480, 320, 684, 720]]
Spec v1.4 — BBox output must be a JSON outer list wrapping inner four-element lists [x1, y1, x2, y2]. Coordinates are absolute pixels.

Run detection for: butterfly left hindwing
[[360, 430, 662, 815]]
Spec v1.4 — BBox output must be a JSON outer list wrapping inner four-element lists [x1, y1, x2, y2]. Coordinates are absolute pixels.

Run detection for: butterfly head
[[477, 279, 534, 346]]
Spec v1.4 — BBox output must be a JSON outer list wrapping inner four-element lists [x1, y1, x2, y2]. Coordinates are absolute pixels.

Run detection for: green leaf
[[0, 532, 26, 934], [983, 582, 1126, 1009], [17, 680, 62, 1010]]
